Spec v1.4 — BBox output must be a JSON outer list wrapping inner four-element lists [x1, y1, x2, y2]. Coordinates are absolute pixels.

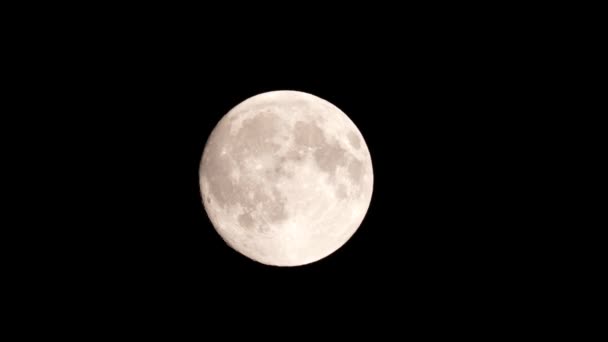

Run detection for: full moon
[[199, 90, 373, 266]]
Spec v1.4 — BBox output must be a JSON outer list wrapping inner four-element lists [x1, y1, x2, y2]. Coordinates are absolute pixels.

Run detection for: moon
[[199, 90, 373, 266]]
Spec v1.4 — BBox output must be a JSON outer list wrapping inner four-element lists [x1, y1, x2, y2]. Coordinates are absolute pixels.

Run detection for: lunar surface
[[199, 90, 373, 266]]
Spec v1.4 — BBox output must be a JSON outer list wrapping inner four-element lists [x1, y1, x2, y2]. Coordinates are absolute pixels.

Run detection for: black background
[[97, 47, 514, 303], [25, 7, 543, 327]]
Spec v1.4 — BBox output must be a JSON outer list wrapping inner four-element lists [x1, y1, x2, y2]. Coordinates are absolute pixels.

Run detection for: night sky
[[34, 9, 537, 328]]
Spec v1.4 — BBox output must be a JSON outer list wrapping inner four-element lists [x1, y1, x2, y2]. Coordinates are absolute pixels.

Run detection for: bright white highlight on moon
[[199, 90, 374, 266]]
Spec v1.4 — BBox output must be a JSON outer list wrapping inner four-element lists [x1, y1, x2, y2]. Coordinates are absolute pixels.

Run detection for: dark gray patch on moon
[[264, 156, 294, 180], [234, 111, 281, 156], [348, 158, 364, 184], [347, 131, 361, 149], [238, 212, 254, 228], [293, 119, 349, 181], [284, 148, 304, 163], [294, 120, 325, 148], [314, 143, 348, 179]]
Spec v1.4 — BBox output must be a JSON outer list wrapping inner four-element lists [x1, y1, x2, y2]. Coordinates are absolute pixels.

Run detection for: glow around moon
[[199, 90, 373, 266]]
